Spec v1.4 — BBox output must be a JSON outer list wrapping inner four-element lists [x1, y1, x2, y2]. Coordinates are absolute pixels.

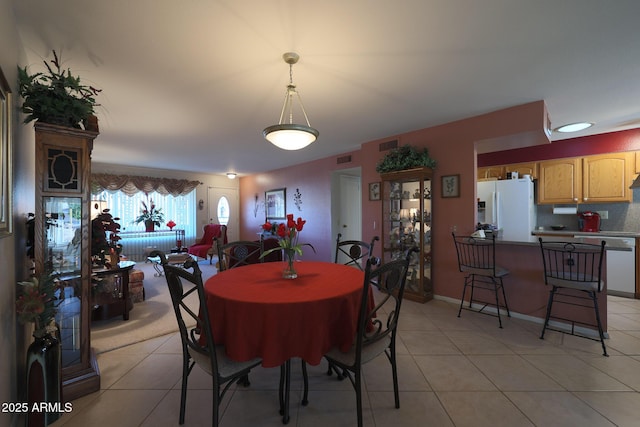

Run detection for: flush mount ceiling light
[[226, 172, 237, 179], [263, 52, 319, 150], [554, 122, 593, 133]]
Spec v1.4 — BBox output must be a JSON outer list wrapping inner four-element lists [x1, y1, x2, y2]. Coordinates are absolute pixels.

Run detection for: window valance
[[92, 173, 201, 197]]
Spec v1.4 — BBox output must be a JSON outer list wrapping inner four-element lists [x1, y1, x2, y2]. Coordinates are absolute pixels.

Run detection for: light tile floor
[[52, 295, 640, 426]]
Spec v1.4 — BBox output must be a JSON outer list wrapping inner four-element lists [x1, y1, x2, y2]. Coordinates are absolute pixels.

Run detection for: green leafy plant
[[375, 144, 436, 173], [134, 194, 165, 227], [18, 50, 101, 128]]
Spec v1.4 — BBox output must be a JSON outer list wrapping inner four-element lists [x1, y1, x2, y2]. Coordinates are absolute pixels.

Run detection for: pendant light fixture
[[263, 52, 319, 150]]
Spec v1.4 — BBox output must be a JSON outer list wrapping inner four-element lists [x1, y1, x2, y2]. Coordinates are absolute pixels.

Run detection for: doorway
[[208, 187, 239, 242], [331, 168, 362, 262]]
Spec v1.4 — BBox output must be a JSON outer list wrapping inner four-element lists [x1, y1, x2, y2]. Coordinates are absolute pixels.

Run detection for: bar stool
[[452, 232, 511, 327]]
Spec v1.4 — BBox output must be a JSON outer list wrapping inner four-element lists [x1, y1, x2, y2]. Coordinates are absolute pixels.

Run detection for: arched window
[[217, 196, 230, 226]]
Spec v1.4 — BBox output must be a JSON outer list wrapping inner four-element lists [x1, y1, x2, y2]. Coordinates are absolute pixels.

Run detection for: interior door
[[208, 187, 239, 242], [336, 173, 362, 264]]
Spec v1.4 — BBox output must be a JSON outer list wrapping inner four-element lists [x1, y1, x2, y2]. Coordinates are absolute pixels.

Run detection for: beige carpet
[[91, 259, 218, 354]]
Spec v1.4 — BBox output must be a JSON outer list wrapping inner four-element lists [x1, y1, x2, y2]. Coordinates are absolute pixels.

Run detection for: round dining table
[[204, 260, 365, 368]]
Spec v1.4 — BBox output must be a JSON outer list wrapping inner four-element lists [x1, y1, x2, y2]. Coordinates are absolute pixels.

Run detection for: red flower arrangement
[[261, 214, 315, 278]]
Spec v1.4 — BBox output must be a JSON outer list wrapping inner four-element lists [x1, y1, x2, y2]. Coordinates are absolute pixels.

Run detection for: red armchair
[[188, 224, 228, 264]]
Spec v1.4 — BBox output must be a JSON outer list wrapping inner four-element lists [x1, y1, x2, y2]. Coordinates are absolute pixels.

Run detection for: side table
[[147, 253, 196, 277], [92, 260, 136, 321]]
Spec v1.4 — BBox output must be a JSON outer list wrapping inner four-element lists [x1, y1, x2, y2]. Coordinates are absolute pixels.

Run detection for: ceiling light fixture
[[226, 172, 237, 179], [554, 122, 593, 133], [263, 52, 318, 150]]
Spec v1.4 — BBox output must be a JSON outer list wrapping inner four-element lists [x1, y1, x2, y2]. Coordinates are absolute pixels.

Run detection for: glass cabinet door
[[381, 168, 433, 302], [43, 196, 83, 369]]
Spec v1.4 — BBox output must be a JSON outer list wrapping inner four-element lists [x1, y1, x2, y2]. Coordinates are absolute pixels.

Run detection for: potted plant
[[91, 208, 122, 267], [16, 271, 64, 424], [134, 195, 164, 232], [375, 144, 437, 173], [18, 50, 101, 129]]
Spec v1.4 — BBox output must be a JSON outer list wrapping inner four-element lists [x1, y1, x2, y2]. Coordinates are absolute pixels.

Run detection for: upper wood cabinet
[[504, 161, 538, 179], [538, 158, 582, 204], [583, 153, 633, 203], [538, 153, 633, 204], [477, 166, 504, 181]]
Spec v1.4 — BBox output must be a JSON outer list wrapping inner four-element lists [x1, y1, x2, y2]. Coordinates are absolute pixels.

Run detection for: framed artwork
[[265, 188, 286, 220], [0, 66, 12, 238], [368, 182, 381, 201], [441, 174, 460, 198]]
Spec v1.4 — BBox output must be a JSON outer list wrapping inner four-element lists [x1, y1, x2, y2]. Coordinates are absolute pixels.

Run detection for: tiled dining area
[[52, 295, 640, 427]]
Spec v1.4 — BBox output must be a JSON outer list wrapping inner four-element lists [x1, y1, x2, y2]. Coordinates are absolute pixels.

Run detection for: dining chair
[[151, 251, 262, 427], [323, 246, 418, 427], [327, 233, 380, 379], [538, 238, 608, 356], [452, 232, 511, 328], [334, 233, 380, 271], [215, 238, 264, 271]]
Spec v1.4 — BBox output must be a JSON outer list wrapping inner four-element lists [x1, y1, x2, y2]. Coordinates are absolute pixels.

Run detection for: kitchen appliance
[[575, 234, 636, 297], [578, 211, 601, 232], [477, 178, 536, 242]]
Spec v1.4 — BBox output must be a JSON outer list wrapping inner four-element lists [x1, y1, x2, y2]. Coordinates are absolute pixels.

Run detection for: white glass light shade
[[263, 124, 318, 150]]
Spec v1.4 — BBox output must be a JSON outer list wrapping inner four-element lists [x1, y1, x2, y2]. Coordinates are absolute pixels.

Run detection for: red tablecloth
[[204, 261, 365, 368]]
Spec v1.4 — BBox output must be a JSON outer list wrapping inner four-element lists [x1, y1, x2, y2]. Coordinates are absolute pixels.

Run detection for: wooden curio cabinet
[[380, 167, 433, 303], [34, 122, 100, 400]]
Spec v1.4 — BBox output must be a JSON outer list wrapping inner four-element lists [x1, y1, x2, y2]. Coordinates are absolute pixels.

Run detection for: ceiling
[[12, 1, 640, 177]]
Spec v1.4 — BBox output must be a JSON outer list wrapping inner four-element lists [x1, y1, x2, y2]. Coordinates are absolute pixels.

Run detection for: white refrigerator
[[477, 178, 536, 242]]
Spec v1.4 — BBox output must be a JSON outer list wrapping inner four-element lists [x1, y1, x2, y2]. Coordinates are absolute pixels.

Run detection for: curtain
[[92, 173, 201, 197]]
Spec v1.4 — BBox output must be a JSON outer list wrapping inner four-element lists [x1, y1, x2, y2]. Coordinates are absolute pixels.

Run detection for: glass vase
[[26, 327, 62, 426], [282, 250, 297, 279]]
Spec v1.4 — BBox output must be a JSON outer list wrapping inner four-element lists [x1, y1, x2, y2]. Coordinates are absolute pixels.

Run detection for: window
[[217, 196, 230, 226], [93, 190, 196, 241]]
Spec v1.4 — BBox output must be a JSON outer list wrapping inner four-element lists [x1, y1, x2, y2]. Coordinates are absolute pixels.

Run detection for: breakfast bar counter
[[478, 235, 626, 333]]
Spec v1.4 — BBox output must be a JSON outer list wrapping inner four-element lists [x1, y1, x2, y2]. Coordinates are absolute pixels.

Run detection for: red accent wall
[[478, 128, 640, 166]]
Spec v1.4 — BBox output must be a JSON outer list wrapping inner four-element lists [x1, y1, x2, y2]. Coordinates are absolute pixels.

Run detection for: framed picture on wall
[[265, 188, 286, 220], [441, 174, 460, 198], [368, 182, 381, 201]]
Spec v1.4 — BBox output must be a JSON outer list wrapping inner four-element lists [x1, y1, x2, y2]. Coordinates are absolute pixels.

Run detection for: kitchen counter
[[475, 238, 610, 334], [496, 234, 633, 251], [532, 229, 640, 238]]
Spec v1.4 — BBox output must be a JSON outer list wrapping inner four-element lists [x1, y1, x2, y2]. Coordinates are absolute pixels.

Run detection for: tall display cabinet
[[380, 167, 433, 303], [34, 122, 100, 400]]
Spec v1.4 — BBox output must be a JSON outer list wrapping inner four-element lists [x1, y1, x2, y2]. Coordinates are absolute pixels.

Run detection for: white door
[[332, 171, 362, 264], [208, 187, 239, 242]]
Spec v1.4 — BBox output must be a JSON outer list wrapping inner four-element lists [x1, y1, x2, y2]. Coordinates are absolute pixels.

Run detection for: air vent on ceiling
[[336, 155, 352, 164], [379, 139, 398, 152]]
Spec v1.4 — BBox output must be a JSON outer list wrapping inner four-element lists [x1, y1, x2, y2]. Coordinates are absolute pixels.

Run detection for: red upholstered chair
[[188, 224, 228, 264]]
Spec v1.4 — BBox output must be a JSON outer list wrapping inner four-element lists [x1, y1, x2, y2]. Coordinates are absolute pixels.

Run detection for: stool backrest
[[538, 238, 606, 292], [452, 233, 498, 277]]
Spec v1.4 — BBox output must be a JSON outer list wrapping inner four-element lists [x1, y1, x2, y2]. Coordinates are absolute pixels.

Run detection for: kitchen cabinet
[[635, 151, 640, 174], [504, 161, 538, 179], [34, 122, 100, 400], [538, 153, 633, 204], [477, 166, 504, 181], [380, 167, 433, 303], [538, 157, 581, 204], [583, 153, 633, 203]]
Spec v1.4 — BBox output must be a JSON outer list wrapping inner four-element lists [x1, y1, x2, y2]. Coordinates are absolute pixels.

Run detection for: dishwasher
[[576, 235, 636, 297]]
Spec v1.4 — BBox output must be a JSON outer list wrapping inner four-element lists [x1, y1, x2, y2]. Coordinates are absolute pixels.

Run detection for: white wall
[[2, 1, 33, 426]]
